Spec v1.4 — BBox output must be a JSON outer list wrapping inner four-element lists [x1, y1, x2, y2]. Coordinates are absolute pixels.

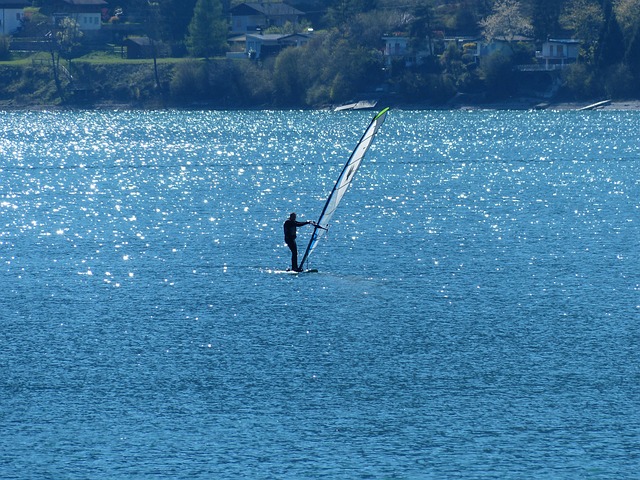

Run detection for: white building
[[0, 0, 29, 35], [245, 32, 310, 59], [51, 0, 107, 32], [537, 39, 580, 69]]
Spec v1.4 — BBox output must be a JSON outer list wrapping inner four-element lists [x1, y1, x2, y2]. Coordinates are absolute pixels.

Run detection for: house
[[243, 32, 310, 59], [0, 0, 29, 35], [43, 0, 108, 31], [230, 2, 304, 34], [382, 35, 409, 66], [121, 36, 168, 59], [443, 36, 480, 53], [537, 38, 580, 69], [475, 35, 534, 63], [382, 33, 440, 67]]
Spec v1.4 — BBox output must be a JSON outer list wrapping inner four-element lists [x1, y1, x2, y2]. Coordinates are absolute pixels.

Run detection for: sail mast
[[299, 108, 389, 271]]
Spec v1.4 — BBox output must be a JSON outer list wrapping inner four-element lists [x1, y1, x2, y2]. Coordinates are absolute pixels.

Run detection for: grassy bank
[[3, 53, 637, 111], [0, 52, 232, 109]]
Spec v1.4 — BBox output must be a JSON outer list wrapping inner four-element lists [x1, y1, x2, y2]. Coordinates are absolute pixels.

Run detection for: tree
[[440, 42, 459, 70], [594, 0, 625, 71], [479, 0, 533, 43], [409, 0, 438, 56], [170, 60, 207, 99], [159, 0, 197, 44], [560, 0, 604, 45], [451, 1, 484, 34], [325, 0, 378, 27], [528, 0, 563, 41], [614, 0, 640, 42], [273, 47, 307, 106], [45, 17, 84, 100], [144, 1, 162, 90], [624, 22, 640, 82], [325, 42, 382, 102], [561, 62, 599, 98], [17, 7, 50, 37], [614, 0, 640, 93], [186, 0, 228, 58], [349, 10, 403, 50], [56, 17, 84, 60], [481, 51, 517, 98], [0, 36, 10, 61], [271, 27, 384, 107], [603, 63, 635, 98]]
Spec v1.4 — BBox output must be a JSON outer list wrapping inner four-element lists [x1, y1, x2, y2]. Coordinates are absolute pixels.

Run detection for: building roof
[[247, 33, 288, 42], [546, 38, 581, 44], [491, 35, 534, 43], [62, 0, 108, 5], [246, 32, 309, 44], [124, 36, 152, 46], [231, 2, 303, 16], [0, 0, 30, 7]]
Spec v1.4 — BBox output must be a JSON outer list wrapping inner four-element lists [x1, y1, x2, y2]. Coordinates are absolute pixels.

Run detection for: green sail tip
[[375, 107, 390, 119]]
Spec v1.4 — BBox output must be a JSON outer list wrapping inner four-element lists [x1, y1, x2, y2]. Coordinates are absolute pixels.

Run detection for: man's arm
[[312, 222, 328, 231]]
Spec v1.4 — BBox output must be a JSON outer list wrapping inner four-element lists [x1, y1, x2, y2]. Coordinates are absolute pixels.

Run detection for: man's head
[[289, 213, 296, 220]]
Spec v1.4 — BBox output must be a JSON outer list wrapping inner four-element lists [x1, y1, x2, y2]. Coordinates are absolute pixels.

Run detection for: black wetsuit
[[283, 219, 308, 271]]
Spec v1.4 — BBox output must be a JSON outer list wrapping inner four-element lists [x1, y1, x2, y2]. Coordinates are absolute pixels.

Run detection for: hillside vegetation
[[1, 0, 639, 108]]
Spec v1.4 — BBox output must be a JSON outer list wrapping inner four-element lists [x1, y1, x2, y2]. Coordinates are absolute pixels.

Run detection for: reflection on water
[[1, 109, 639, 478]]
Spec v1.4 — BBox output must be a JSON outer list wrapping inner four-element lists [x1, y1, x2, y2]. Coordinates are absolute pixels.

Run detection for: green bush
[[603, 63, 636, 98], [273, 47, 306, 106], [305, 83, 331, 106], [170, 60, 207, 100], [561, 63, 600, 99], [456, 69, 484, 94], [395, 71, 456, 103], [225, 60, 273, 106], [481, 52, 516, 99]]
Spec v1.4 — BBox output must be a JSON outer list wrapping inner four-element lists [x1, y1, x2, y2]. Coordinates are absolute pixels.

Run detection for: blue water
[[1, 109, 638, 478]]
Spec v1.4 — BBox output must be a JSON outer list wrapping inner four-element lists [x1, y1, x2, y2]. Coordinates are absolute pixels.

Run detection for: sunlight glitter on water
[[1, 109, 639, 479]]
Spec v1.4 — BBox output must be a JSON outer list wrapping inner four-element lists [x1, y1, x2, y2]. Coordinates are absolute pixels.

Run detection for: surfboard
[[269, 269, 319, 275]]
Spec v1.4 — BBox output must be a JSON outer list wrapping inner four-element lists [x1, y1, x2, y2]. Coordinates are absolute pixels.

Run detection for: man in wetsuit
[[283, 212, 312, 272]]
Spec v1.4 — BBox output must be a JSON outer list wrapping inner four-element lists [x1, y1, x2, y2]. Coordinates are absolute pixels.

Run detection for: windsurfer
[[283, 212, 312, 272]]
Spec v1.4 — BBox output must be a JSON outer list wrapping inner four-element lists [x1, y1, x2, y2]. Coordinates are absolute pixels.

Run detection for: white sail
[[299, 107, 389, 270]]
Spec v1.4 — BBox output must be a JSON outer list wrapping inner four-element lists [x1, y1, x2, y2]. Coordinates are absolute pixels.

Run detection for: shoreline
[[409, 98, 640, 111], [2, 99, 640, 112]]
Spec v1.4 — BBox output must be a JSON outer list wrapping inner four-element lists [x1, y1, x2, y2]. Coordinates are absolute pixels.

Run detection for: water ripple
[[1, 109, 639, 478]]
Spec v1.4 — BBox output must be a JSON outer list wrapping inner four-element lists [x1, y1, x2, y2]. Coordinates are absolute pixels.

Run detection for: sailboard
[[298, 107, 389, 271], [270, 268, 319, 275]]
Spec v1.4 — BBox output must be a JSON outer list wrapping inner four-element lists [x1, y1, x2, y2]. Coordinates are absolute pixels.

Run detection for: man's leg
[[288, 241, 298, 271]]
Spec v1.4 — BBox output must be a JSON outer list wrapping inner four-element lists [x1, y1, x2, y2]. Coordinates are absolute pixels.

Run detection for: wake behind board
[[270, 268, 319, 275]]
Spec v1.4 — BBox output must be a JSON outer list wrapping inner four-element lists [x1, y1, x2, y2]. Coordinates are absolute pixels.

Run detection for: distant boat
[[578, 100, 611, 111], [334, 100, 378, 112]]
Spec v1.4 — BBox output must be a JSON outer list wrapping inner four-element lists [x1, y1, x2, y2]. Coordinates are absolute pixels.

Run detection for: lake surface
[[1, 108, 638, 478]]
